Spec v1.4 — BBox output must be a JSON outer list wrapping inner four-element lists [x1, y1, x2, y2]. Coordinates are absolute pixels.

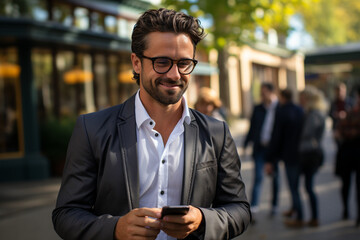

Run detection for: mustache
[[155, 77, 184, 86]]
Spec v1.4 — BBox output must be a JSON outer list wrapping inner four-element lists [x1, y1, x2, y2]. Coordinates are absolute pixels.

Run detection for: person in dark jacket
[[243, 82, 280, 218], [52, 8, 251, 240], [329, 83, 353, 131], [298, 86, 327, 227], [335, 86, 360, 227], [265, 88, 304, 228]]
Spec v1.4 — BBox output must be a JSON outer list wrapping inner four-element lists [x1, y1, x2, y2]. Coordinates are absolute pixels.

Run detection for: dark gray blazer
[[52, 94, 251, 240]]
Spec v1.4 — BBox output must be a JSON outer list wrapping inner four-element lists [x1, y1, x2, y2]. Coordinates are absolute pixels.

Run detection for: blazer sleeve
[[266, 105, 283, 163], [243, 106, 256, 148], [52, 115, 119, 240], [199, 122, 251, 239]]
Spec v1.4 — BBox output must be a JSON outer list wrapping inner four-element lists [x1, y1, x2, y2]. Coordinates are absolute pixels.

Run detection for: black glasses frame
[[139, 55, 198, 75]]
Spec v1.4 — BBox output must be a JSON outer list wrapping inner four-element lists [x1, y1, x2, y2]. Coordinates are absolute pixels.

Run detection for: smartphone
[[161, 205, 190, 218]]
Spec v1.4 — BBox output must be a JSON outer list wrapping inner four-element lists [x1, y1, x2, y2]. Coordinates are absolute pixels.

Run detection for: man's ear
[[131, 53, 141, 75]]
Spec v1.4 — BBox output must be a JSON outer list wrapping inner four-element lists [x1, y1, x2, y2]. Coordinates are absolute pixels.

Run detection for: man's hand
[[114, 208, 162, 240], [160, 205, 203, 239]]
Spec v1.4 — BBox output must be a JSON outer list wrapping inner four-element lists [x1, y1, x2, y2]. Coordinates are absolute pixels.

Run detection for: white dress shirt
[[135, 91, 191, 240], [260, 99, 278, 146]]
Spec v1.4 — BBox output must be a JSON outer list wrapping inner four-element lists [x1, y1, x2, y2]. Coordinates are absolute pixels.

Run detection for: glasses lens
[[154, 58, 172, 73], [178, 60, 195, 74]]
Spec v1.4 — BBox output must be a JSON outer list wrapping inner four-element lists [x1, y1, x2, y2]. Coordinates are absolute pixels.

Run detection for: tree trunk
[[217, 48, 230, 110]]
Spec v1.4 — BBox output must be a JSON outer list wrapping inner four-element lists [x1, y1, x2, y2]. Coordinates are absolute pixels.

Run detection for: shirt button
[[160, 190, 165, 195], [155, 133, 159, 137], [162, 159, 166, 164]]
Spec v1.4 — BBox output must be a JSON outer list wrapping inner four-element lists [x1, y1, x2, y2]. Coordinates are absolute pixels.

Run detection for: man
[[265, 89, 304, 227], [243, 82, 279, 219], [329, 82, 353, 131], [335, 87, 360, 227], [52, 8, 250, 240]]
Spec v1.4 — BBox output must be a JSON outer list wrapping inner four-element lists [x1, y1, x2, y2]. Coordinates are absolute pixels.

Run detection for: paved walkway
[[233, 118, 360, 240], [0, 178, 61, 239], [0, 118, 359, 240]]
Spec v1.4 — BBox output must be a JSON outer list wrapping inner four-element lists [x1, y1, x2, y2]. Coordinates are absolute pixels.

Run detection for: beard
[[141, 76, 188, 106]]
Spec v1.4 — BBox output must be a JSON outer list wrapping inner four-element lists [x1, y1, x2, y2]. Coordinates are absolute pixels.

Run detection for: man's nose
[[165, 64, 181, 80]]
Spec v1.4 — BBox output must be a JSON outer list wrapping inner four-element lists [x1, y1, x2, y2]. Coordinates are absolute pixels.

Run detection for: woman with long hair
[[298, 86, 328, 227]]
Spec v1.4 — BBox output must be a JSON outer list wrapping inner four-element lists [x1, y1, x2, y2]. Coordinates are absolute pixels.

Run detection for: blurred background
[[0, 0, 359, 239]]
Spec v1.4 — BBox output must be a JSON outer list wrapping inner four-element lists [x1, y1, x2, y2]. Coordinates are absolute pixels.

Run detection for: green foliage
[[298, 0, 360, 46], [40, 116, 76, 164], [161, 0, 312, 49], [253, 0, 307, 34], [163, 0, 256, 49]]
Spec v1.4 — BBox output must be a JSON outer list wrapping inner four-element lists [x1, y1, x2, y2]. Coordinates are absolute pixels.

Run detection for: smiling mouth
[[161, 82, 179, 88], [157, 79, 182, 89]]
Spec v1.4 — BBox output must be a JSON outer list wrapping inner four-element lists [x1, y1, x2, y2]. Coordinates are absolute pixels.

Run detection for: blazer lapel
[[117, 95, 139, 209], [181, 113, 198, 205]]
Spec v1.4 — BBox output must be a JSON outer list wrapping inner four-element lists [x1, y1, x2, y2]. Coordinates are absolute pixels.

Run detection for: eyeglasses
[[139, 55, 198, 75]]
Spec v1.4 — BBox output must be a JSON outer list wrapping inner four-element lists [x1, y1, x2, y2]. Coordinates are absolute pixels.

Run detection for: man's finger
[[134, 207, 162, 219]]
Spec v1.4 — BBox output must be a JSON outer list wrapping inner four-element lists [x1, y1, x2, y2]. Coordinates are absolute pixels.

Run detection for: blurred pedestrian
[[329, 82, 353, 131], [265, 88, 305, 228], [194, 87, 226, 121], [243, 82, 280, 219], [298, 86, 328, 227], [334, 86, 360, 227]]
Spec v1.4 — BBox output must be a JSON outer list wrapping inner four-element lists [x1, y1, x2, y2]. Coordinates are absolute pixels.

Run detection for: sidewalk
[[232, 118, 360, 240], [0, 119, 359, 240], [0, 178, 62, 239]]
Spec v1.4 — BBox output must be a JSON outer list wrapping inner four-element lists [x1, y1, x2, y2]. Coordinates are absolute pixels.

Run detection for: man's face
[[132, 32, 194, 106], [260, 86, 271, 103], [335, 85, 346, 100]]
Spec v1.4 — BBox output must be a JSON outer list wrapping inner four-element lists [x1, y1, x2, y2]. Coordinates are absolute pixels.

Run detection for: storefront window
[[127, 20, 136, 39], [57, 51, 76, 116], [59, 51, 95, 116], [0, 0, 30, 17], [118, 54, 137, 103], [32, 49, 53, 117], [94, 54, 108, 109], [90, 11, 104, 32], [108, 55, 119, 106], [53, 3, 73, 27], [117, 18, 128, 39], [31, 0, 48, 21], [117, 18, 135, 39], [0, 0, 48, 20], [74, 7, 89, 30], [105, 15, 117, 34], [0, 47, 24, 158]]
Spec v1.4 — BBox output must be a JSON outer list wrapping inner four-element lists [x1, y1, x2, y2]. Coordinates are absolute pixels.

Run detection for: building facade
[[0, 0, 307, 181], [305, 42, 360, 100], [0, 0, 217, 181], [227, 42, 305, 118]]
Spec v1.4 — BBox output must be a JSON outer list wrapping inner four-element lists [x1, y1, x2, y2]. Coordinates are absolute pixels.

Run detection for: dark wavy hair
[[280, 88, 293, 102], [261, 82, 275, 92], [131, 8, 205, 84]]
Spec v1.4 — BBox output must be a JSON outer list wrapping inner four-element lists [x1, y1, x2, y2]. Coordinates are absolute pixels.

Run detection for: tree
[[161, 0, 310, 48], [160, 0, 313, 108], [298, 0, 360, 46]]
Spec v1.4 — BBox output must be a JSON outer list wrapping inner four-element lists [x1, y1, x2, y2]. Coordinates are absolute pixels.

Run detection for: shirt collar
[[135, 90, 191, 129], [270, 99, 278, 108]]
